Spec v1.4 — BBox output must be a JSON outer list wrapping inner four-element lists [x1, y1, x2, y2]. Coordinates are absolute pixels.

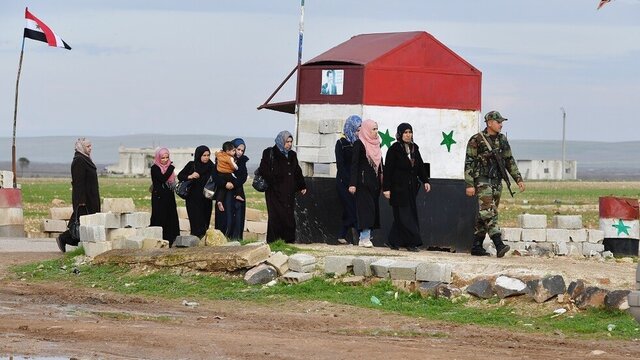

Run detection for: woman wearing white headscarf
[[56, 138, 101, 252], [258, 130, 307, 243]]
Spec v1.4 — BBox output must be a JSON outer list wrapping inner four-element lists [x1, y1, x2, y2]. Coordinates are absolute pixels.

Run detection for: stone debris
[[244, 264, 278, 285], [527, 275, 566, 303], [494, 275, 528, 299]]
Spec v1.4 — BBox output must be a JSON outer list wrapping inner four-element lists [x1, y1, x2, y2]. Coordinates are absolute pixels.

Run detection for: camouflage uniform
[[464, 112, 522, 256]]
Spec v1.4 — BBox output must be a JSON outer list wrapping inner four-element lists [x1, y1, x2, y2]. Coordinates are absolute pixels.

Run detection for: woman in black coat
[[382, 123, 431, 252], [335, 115, 361, 245], [258, 131, 306, 243], [348, 119, 383, 248], [150, 147, 180, 246], [178, 145, 214, 238], [214, 138, 249, 240], [56, 138, 101, 252]]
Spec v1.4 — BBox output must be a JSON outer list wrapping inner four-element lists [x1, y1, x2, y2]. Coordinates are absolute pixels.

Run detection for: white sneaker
[[337, 238, 348, 245], [358, 239, 373, 248]]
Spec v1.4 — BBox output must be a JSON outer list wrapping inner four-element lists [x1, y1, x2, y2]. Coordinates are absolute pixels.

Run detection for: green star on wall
[[379, 129, 394, 149], [612, 219, 631, 236], [440, 130, 456, 152]]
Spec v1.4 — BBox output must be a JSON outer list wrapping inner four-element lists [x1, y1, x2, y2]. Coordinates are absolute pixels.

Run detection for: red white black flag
[[597, 0, 612, 10], [23, 8, 71, 50]]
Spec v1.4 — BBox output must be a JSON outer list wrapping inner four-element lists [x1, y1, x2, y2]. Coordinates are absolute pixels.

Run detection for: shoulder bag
[[175, 164, 195, 199], [252, 148, 273, 192], [202, 175, 217, 199]]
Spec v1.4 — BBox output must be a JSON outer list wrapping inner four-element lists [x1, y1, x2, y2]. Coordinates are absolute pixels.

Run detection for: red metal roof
[[305, 31, 426, 65]]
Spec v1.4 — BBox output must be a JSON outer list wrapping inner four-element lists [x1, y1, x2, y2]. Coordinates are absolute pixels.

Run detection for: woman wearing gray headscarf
[[56, 138, 101, 252], [257, 130, 307, 243]]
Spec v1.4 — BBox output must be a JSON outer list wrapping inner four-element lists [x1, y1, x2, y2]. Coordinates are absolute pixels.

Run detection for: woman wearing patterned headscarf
[[55, 138, 101, 253], [334, 115, 362, 245], [348, 119, 383, 248], [214, 137, 249, 240], [178, 145, 214, 238], [258, 130, 307, 243], [382, 123, 431, 252], [150, 147, 179, 246]]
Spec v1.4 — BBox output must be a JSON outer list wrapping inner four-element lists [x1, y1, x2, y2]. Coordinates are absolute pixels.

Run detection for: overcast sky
[[0, 0, 638, 142]]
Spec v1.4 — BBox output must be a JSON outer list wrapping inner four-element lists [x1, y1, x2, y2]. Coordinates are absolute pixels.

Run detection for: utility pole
[[560, 107, 566, 180]]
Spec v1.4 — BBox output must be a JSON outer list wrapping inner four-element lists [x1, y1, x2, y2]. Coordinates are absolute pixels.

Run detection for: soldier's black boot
[[470, 234, 489, 256], [491, 234, 510, 258]]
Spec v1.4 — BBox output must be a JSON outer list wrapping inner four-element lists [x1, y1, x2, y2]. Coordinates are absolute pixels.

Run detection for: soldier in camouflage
[[464, 111, 526, 257]]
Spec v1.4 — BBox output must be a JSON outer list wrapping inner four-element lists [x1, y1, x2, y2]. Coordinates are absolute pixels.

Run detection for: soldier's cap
[[484, 110, 508, 122]]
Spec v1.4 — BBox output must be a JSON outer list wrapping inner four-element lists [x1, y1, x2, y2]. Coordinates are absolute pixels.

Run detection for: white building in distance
[[106, 147, 196, 177], [517, 159, 577, 180]]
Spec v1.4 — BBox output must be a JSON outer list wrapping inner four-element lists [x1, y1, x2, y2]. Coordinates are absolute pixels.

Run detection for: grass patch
[[11, 257, 640, 341]]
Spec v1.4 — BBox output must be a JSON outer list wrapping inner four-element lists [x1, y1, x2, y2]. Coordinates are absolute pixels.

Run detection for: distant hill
[[1, 135, 638, 180]]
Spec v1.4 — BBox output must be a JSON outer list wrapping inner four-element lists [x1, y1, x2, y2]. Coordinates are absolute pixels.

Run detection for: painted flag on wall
[[23, 8, 71, 50], [597, 0, 612, 10]]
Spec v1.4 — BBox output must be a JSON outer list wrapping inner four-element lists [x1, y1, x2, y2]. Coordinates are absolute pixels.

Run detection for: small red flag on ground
[[23, 8, 71, 50]]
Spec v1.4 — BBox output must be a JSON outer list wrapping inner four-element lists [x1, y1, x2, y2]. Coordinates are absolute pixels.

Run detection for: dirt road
[[1, 252, 639, 360]]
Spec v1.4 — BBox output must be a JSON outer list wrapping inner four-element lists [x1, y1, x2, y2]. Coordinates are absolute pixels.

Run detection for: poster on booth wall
[[320, 69, 344, 95]]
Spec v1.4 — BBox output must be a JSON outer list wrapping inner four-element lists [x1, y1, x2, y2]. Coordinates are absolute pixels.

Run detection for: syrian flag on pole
[[23, 8, 71, 50]]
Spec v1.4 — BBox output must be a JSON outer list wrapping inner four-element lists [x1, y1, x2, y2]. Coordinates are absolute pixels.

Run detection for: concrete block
[[0, 208, 23, 226], [389, 261, 421, 281], [583, 242, 605, 256], [82, 241, 112, 257], [50, 207, 73, 220], [102, 198, 135, 214], [288, 253, 317, 273], [121, 212, 151, 228], [546, 229, 569, 243], [353, 256, 377, 277], [501, 227, 522, 242], [416, 262, 452, 283], [245, 221, 267, 234], [567, 242, 584, 258], [568, 229, 588, 243], [554, 239, 569, 256], [629, 291, 640, 306], [179, 218, 190, 231], [371, 258, 396, 278], [281, 271, 313, 284], [123, 235, 144, 249], [106, 227, 138, 241], [0, 170, 14, 188], [177, 206, 188, 219], [587, 229, 604, 244], [42, 219, 67, 233], [0, 224, 25, 237], [80, 212, 121, 228], [245, 208, 263, 222], [136, 226, 163, 240], [552, 215, 583, 229], [79, 225, 106, 242], [324, 256, 355, 276], [266, 251, 289, 275], [521, 228, 547, 242], [518, 214, 547, 229]]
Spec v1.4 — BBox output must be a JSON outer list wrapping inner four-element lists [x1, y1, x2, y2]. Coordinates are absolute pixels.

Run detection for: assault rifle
[[479, 132, 516, 197]]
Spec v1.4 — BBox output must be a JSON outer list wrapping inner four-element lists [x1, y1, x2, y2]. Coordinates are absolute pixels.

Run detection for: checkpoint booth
[[260, 31, 482, 251]]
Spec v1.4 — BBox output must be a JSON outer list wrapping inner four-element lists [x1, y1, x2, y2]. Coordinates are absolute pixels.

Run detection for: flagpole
[[12, 36, 26, 188], [294, 0, 305, 150]]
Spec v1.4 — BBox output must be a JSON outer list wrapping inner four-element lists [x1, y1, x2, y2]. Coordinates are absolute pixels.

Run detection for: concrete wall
[[295, 104, 479, 179]]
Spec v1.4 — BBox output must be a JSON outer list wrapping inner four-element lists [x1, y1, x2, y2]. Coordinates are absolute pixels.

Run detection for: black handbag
[[175, 179, 192, 199], [68, 205, 86, 240], [252, 148, 273, 192], [176, 164, 195, 199], [252, 170, 268, 192], [202, 175, 217, 199]]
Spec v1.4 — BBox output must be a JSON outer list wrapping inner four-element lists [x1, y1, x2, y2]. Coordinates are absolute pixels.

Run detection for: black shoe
[[407, 247, 420, 252], [387, 243, 399, 250], [470, 247, 489, 256], [55, 235, 66, 253], [496, 244, 510, 258]]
